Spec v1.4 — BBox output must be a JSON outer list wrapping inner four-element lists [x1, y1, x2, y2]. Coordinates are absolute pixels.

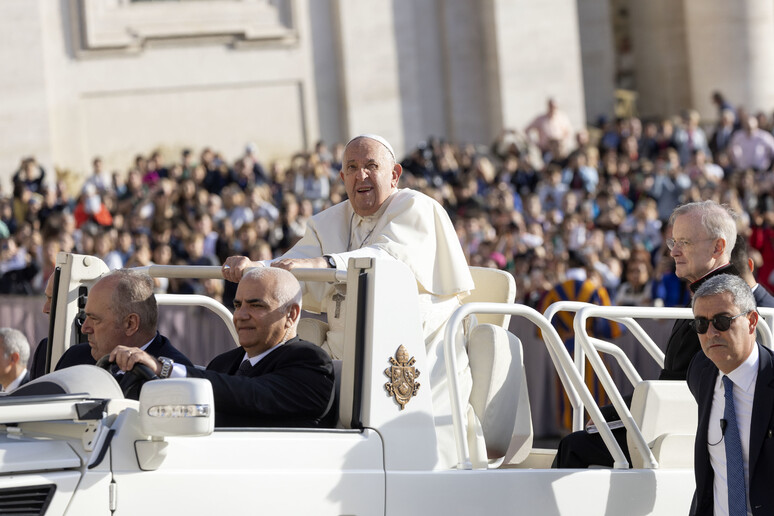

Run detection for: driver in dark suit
[[56, 269, 192, 372], [114, 267, 335, 428]]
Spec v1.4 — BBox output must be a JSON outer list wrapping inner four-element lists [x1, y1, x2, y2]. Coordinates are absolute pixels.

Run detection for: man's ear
[[391, 163, 402, 188], [8, 352, 19, 366], [124, 313, 140, 336], [286, 303, 301, 328], [748, 310, 759, 335], [714, 238, 726, 258]]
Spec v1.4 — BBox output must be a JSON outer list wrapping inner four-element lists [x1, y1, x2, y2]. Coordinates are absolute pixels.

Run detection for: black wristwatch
[[158, 357, 174, 379], [324, 255, 336, 268]]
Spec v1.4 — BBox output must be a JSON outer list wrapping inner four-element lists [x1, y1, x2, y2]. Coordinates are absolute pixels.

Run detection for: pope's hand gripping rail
[[444, 302, 632, 470]]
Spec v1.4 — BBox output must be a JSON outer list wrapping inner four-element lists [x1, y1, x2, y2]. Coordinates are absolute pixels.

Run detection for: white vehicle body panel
[[0, 253, 709, 515]]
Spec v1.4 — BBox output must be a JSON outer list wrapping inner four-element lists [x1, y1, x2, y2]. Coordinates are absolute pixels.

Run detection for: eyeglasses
[[693, 312, 750, 334], [666, 237, 715, 250]]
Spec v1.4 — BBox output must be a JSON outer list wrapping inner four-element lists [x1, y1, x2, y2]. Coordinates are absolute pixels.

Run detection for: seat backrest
[[468, 323, 533, 466], [465, 267, 517, 328], [298, 317, 329, 348], [626, 380, 697, 468]]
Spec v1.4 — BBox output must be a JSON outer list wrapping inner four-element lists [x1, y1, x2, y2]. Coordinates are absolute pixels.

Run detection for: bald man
[[222, 134, 484, 467], [116, 267, 335, 428]]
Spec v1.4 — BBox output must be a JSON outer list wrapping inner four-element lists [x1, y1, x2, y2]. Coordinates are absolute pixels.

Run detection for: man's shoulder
[[271, 337, 332, 363], [205, 346, 243, 372], [755, 284, 774, 308], [311, 199, 350, 222], [150, 334, 194, 366], [56, 343, 95, 369]]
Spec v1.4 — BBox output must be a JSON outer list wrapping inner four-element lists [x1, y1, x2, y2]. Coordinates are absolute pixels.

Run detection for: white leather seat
[[626, 380, 697, 468], [468, 323, 533, 466], [465, 267, 516, 328], [298, 317, 329, 347]]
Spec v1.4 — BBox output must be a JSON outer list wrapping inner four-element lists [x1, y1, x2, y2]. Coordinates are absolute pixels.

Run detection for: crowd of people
[[3, 93, 774, 309]]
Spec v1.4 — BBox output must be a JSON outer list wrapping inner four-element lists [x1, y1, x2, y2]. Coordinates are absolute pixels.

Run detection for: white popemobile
[[0, 251, 725, 515]]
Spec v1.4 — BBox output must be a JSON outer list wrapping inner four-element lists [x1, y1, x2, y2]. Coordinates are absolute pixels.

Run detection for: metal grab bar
[[134, 264, 348, 284], [544, 301, 670, 430], [589, 337, 643, 387], [573, 304, 774, 469], [156, 294, 240, 347], [444, 302, 630, 470]]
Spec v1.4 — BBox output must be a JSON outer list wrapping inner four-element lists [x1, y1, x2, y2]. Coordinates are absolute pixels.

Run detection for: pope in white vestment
[[223, 134, 487, 469]]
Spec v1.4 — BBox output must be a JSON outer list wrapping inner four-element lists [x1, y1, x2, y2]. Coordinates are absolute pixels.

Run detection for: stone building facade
[[1, 0, 771, 189]]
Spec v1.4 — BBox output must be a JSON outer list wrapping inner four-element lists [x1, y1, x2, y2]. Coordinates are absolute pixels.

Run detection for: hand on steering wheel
[[96, 354, 159, 400]]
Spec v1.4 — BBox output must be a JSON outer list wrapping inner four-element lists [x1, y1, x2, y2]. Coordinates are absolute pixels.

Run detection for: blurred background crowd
[[3, 92, 774, 311]]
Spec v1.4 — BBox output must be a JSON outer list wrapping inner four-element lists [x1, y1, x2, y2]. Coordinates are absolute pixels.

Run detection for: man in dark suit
[[554, 200, 739, 468], [56, 269, 192, 370], [730, 234, 774, 309], [688, 274, 774, 516], [0, 327, 30, 392], [29, 274, 54, 379], [114, 267, 335, 428]]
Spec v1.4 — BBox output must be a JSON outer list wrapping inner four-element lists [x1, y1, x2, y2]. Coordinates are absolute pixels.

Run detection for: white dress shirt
[[708, 344, 758, 516]]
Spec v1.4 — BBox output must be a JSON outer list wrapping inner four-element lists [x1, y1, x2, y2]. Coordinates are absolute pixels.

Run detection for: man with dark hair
[[56, 269, 192, 371], [730, 234, 774, 308], [688, 274, 774, 515], [113, 267, 335, 428]]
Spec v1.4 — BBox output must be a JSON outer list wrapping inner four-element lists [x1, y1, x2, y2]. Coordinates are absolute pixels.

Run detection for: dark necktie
[[723, 375, 747, 516], [236, 360, 253, 376]]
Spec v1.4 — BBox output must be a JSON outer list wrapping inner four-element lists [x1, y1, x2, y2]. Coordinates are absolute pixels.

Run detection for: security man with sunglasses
[[688, 274, 774, 516]]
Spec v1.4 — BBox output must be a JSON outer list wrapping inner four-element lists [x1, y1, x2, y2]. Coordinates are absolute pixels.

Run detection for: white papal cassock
[[266, 187, 487, 469]]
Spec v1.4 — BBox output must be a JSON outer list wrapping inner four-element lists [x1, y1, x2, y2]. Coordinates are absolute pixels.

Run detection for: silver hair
[[692, 274, 757, 315], [0, 328, 30, 364], [103, 269, 158, 333], [669, 201, 737, 261]]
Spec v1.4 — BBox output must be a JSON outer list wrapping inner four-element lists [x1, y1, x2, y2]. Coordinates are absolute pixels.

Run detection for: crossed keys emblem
[[384, 345, 420, 410]]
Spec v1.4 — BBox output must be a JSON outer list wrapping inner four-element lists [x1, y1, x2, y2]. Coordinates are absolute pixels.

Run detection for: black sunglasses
[[693, 312, 750, 334]]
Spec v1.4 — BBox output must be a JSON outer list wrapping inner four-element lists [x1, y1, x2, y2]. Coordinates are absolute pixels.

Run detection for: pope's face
[[340, 138, 401, 216]]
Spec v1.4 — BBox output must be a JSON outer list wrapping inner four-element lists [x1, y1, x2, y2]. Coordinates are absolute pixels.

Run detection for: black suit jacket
[[55, 333, 193, 370], [687, 343, 774, 516], [754, 283, 774, 309], [29, 338, 47, 380], [660, 264, 738, 380], [185, 336, 335, 428]]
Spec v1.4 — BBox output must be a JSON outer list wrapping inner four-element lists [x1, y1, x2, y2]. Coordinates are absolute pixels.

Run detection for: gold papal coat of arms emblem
[[384, 345, 420, 409]]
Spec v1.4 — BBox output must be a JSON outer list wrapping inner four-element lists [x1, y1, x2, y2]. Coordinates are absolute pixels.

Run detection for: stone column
[[332, 0, 405, 155], [484, 0, 586, 135], [0, 1, 52, 190], [627, 0, 692, 119], [683, 0, 774, 119]]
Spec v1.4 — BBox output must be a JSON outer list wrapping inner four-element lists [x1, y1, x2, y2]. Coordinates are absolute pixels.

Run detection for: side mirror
[[139, 378, 214, 437]]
